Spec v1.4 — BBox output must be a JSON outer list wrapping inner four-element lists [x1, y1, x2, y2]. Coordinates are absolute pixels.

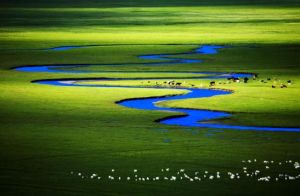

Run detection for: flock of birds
[[140, 74, 293, 89], [70, 159, 299, 183]]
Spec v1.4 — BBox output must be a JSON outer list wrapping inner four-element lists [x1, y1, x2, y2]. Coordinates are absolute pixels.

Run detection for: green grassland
[[0, 5, 300, 47], [0, 0, 300, 195]]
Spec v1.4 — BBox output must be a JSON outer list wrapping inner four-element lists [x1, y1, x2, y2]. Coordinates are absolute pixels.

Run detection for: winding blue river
[[14, 45, 300, 132]]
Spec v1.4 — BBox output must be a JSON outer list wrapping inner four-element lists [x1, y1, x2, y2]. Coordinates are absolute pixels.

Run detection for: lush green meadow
[[0, 0, 300, 195]]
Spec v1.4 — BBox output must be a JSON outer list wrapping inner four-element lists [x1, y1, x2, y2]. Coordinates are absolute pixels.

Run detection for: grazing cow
[[272, 85, 276, 88], [233, 78, 240, 83], [243, 77, 249, 83], [287, 80, 292, 85], [175, 82, 182, 86], [253, 73, 258, 80], [167, 80, 175, 85], [280, 84, 287, 88], [210, 81, 216, 87]]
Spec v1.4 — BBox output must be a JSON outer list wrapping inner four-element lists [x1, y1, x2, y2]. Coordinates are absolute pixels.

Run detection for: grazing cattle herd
[[142, 74, 292, 89]]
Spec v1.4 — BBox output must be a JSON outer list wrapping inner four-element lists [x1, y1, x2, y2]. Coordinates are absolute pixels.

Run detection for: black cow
[[280, 84, 287, 88]]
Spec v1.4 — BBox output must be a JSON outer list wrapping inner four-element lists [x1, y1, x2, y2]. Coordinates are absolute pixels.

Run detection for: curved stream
[[14, 45, 300, 132]]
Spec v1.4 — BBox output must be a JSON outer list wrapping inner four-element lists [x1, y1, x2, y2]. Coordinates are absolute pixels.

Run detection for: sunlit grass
[[0, 6, 299, 47]]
